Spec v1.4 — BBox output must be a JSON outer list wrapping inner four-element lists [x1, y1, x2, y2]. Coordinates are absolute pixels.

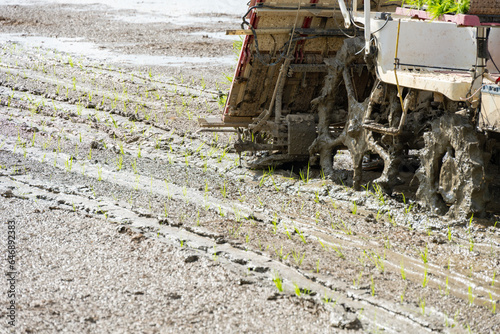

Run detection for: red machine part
[[225, 0, 319, 115], [295, 0, 319, 63]]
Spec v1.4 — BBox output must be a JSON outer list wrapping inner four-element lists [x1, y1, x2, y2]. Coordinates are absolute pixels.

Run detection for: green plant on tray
[[403, 0, 470, 17]]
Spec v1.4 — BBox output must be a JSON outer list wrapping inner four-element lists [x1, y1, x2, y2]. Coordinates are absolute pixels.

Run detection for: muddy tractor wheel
[[416, 114, 489, 218]]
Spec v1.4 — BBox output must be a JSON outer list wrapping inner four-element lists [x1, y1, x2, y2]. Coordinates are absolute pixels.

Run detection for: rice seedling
[[293, 283, 302, 297], [294, 226, 307, 244], [419, 244, 429, 264], [64, 156, 73, 172], [369, 250, 386, 273], [339, 219, 353, 235], [221, 180, 228, 198], [331, 245, 344, 259], [351, 200, 358, 215], [370, 275, 375, 296], [419, 297, 426, 315], [274, 245, 289, 261], [314, 190, 320, 203], [116, 155, 123, 171], [422, 266, 429, 288], [489, 293, 497, 314], [271, 213, 278, 234], [352, 270, 363, 288], [299, 163, 310, 183], [273, 272, 284, 292], [468, 285, 475, 305], [317, 238, 328, 251], [212, 245, 218, 262], [291, 249, 305, 267], [400, 259, 406, 280], [279, 222, 290, 239]]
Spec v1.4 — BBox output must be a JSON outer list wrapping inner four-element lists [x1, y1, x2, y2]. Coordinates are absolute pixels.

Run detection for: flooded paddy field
[[0, 1, 499, 333]]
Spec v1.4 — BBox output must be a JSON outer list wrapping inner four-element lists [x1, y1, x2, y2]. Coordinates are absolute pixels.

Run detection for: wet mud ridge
[[0, 2, 499, 333]]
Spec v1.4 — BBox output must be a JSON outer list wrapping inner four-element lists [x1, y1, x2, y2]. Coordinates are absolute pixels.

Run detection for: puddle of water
[[112, 13, 239, 26], [0, 34, 236, 67], [3, 0, 248, 25], [187, 31, 242, 41]]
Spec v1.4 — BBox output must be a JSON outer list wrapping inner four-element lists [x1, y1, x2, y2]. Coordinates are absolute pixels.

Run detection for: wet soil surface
[[0, 2, 499, 333]]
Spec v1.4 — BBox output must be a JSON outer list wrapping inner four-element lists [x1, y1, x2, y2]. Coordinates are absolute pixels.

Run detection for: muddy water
[[1, 0, 245, 68], [1, 1, 499, 333], [3, 0, 248, 20]]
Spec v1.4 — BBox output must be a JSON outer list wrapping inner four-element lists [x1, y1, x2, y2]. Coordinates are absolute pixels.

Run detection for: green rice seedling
[[331, 245, 344, 259], [339, 220, 353, 235], [400, 259, 406, 280], [317, 238, 327, 251], [299, 163, 310, 183], [351, 200, 358, 215], [116, 155, 123, 171], [217, 148, 228, 163], [218, 206, 225, 217], [445, 276, 450, 295], [422, 266, 429, 288], [402, 193, 414, 214], [291, 249, 305, 267], [370, 250, 386, 273], [315, 211, 320, 224], [371, 183, 385, 206], [118, 142, 124, 155], [492, 271, 496, 287], [229, 222, 243, 238], [419, 297, 426, 315], [271, 213, 278, 234], [469, 235, 474, 252], [282, 223, 291, 239], [212, 245, 218, 261], [221, 180, 228, 198], [97, 166, 102, 181], [370, 275, 375, 296], [131, 159, 138, 174], [274, 245, 289, 261], [489, 293, 497, 314], [316, 259, 320, 273], [294, 283, 302, 297], [110, 115, 118, 129], [273, 272, 284, 292], [294, 226, 307, 244], [468, 285, 475, 305], [419, 244, 429, 264], [352, 270, 363, 288], [400, 284, 407, 303], [358, 251, 367, 266]]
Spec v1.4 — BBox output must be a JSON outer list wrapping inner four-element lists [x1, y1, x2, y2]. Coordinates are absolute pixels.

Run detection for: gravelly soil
[[1, 198, 337, 334], [0, 2, 499, 334]]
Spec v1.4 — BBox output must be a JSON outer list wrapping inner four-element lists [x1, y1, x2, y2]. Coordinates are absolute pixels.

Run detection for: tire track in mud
[[1, 41, 499, 332]]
